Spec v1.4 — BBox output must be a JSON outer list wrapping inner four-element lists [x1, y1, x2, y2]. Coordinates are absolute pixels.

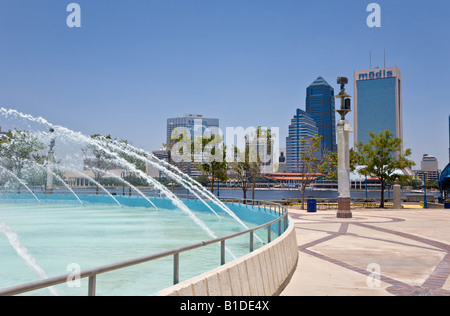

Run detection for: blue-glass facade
[[305, 77, 337, 155], [356, 77, 397, 146], [354, 67, 402, 149], [286, 109, 318, 172]]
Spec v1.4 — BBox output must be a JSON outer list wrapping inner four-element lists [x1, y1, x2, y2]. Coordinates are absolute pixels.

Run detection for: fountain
[[0, 165, 41, 204], [0, 107, 281, 295], [0, 221, 59, 296]]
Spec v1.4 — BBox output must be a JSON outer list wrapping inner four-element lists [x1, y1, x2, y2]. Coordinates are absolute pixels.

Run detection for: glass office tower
[[286, 109, 319, 172], [354, 66, 403, 149], [166, 114, 219, 144], [305, 76, 337, 155]]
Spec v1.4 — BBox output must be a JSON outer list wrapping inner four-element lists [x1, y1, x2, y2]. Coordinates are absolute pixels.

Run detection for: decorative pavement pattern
[[285, 210, 450, 296]]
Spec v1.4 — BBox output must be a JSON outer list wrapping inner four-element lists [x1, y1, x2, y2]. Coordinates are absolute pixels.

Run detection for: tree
[[297, 135, 330, 210], [356, 130, 415, 208], [83, 134, 117, 194], [115, 138, 147, 187], [322, 148, 359, 181], [0, 129, 46, 191], [248, 127, 276, 200], [195, 134, 228, 194], [83, 134, 148, 193], [230, 139, 251, 200]]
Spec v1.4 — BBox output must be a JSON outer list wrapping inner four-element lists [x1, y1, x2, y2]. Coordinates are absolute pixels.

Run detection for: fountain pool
[[0, 195, 282, 296]]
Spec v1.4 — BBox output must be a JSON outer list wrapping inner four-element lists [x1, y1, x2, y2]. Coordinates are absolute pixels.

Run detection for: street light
[[335, 77, 353, 218], [46, 128, 56, 194], [415, 171, 428, 209]]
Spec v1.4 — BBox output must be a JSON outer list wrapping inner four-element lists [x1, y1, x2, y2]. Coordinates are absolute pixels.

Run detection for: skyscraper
[[166, 114, 219, 176], [305, 76, 337, 155], [286, 109, 319, 172], [353, 66, 403, 149], [418, 154, 440, 182], [166, 114, 219, 144]]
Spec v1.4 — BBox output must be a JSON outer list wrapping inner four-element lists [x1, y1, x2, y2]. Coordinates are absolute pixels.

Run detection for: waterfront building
[[166, 114, 219, 177], [166, 114, 219, 144], [285, 109, 319, 172], [415, 154, 441, 182], [277, 149, 287, 173], [353, 66, 403, 149], [305, 76, 337, 155]]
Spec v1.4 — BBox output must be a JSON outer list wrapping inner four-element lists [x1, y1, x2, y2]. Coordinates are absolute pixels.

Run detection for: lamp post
[[365, 175, 368, 199], [45, 128, 56, 194], [335, 77, 353, 218], [415, 171, 428, 209]]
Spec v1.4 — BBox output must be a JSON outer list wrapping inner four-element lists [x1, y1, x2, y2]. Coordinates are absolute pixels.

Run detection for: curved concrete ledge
[[157, 221, 298, 296]]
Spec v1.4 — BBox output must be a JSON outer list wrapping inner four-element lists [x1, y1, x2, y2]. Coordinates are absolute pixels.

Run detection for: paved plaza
[[281, 208, 450, 296]]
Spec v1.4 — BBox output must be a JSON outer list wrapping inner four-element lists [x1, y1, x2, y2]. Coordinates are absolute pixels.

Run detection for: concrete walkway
[[281, 208, 450, 296]]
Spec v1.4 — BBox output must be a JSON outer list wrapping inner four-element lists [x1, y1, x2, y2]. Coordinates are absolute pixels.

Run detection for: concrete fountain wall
[[157, 219, 298, 296]]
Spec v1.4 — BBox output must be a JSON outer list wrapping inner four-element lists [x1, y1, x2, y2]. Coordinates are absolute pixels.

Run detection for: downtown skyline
[[0, 1, 449, 169]]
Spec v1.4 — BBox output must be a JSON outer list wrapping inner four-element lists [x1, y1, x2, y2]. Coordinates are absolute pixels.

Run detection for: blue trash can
[[445, 203, 450, 209], [307, 199, 317, 213]]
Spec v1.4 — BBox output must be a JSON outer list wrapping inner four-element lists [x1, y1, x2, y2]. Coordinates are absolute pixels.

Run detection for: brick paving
[[282, 209, 450, 296]]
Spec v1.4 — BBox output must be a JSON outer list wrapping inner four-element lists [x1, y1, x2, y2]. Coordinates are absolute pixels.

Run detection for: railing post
[[174, 253, 179, 285], [278, 219, 281, 236], [88, 274, 96, 296], [249, 231, 254, 252], [221, 241, 226, 265], [268, 224, 271, 243]]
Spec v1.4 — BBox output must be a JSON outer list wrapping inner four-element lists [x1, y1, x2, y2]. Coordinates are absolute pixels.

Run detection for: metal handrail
[[0, 199, 288, 296]]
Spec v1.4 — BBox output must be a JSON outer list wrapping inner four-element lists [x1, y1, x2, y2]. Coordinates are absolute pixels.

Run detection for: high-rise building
[[305, 76, 337, 154], [417, 154, 440, 182], [166, 114, 219, 176], [286, 109, 319, 172], [166, 114, 219, 144], [353, 66, 403, 149]]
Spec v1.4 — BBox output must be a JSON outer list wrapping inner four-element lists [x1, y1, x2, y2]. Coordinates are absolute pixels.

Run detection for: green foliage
[[195, 134, 228, 193], [0, 129, 46, 172], [228, 126, 275, 200], [230, 142, 251, 199], [357, 130, 415, 208], [297, 134, 333, 209], [83, 134, 148, 191], [322, 148, 359, 181], [0, 129, 47, 189]]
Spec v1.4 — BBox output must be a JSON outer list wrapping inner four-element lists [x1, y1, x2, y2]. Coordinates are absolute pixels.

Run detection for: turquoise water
[[0, 200, 274, 296]]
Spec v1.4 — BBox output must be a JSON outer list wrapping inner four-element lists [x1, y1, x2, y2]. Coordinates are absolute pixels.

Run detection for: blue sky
[[0, 0, 449, 169]]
